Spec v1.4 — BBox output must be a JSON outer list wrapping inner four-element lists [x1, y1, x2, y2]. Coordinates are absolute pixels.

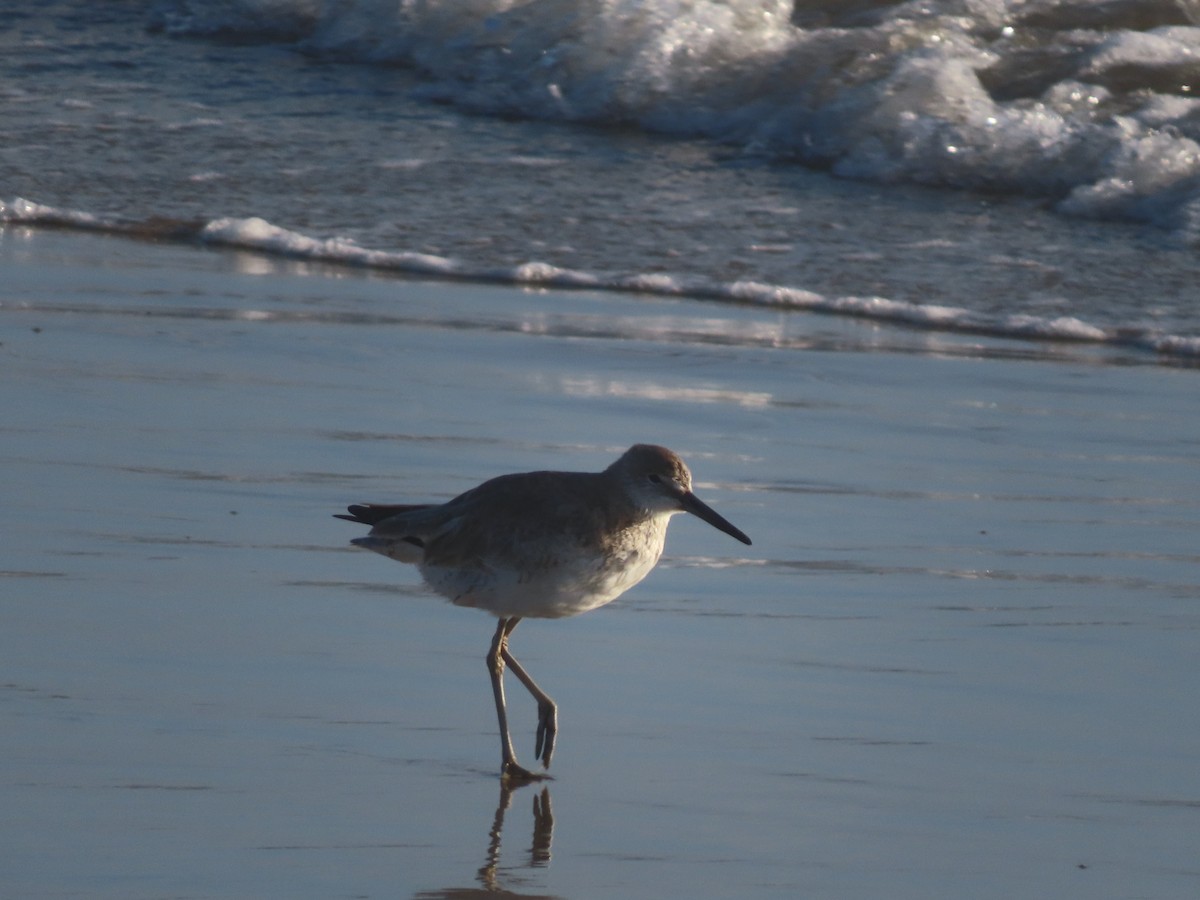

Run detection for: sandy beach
[[2, 228, 1198, 899]]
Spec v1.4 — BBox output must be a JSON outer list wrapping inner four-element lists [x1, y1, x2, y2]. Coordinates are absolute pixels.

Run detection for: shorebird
[[336, 443, 752, 782]]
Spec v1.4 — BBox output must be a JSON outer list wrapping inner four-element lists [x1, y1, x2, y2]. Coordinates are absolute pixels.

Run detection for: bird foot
[[535, 702, 558, 768], [501, 760, 553, 785]]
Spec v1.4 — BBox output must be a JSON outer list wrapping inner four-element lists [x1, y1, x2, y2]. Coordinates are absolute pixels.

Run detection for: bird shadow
[[413, 781, 561, 900]]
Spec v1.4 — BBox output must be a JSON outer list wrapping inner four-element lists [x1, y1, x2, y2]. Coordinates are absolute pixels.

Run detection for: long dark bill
[[680, 491, 752, 545]]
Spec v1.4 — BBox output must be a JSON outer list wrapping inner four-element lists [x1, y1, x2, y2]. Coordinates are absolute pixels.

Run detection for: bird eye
[[647, 474, 663, 484]]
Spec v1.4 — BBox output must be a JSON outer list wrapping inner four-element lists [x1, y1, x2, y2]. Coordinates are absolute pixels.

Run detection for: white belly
[[421, 539, 663, 619]]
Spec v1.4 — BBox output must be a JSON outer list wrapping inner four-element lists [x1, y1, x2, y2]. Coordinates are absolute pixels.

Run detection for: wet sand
[[2, 229, 1198, 899]]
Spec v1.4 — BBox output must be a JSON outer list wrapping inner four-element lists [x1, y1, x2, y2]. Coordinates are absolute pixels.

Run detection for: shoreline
[[5, 205, 1200, 367]]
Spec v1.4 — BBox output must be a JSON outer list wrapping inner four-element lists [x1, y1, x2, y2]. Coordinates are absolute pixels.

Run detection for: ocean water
[[5, 0, 1200, 359]]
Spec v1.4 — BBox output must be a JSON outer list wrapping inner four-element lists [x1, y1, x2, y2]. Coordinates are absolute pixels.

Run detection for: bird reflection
[[414, 783, 560, 900]]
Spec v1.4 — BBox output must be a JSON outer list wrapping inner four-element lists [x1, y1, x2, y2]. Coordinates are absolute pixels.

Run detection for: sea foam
[[147, 0, 1200, 241]]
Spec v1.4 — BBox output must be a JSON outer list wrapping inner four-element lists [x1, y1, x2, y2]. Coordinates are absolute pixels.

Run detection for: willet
[[337, 443, 752, 782]]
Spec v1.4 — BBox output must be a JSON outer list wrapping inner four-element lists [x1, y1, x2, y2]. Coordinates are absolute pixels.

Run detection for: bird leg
[[487, 617, 549, 783], [501, 644, 558, 768]]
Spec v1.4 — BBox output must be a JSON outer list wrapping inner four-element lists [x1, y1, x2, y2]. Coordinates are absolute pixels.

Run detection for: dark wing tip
[[334, 504, 379, 524], [333, 503, 433, 526]]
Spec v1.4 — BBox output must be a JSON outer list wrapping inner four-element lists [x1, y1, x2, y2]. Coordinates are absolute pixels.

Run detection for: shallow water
[[2, 230, 1198, 898]]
